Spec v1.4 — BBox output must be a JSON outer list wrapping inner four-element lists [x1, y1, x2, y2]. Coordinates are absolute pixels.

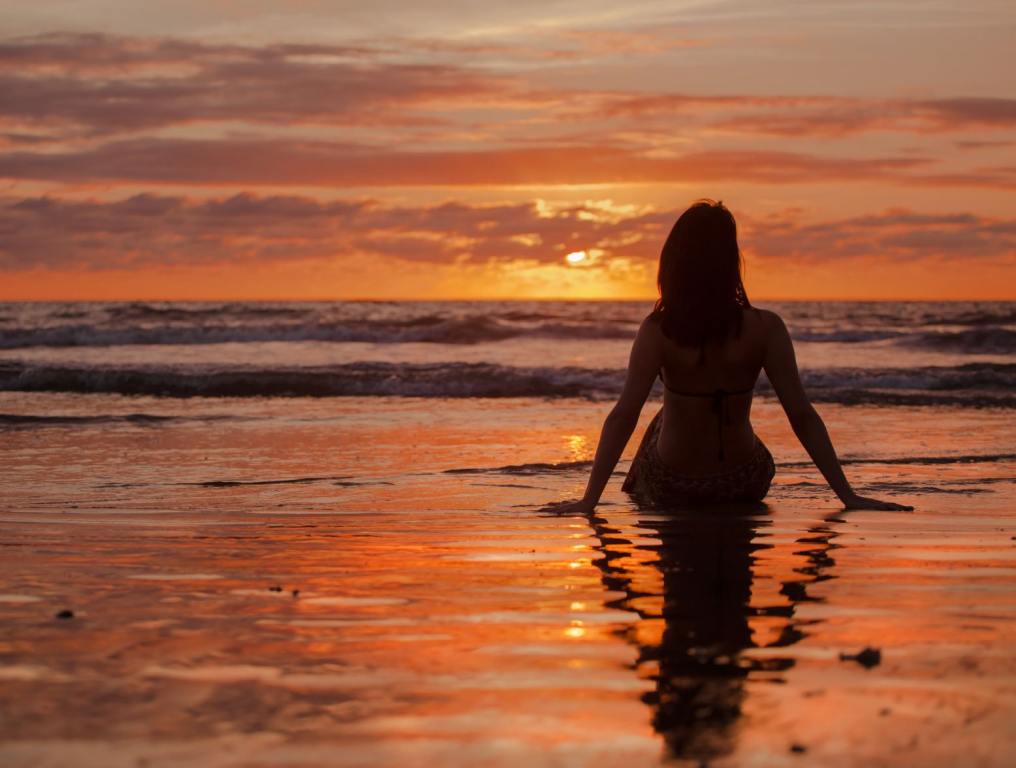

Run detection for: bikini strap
[[659, 370, 755, 398], [658, 373, 753, 461]]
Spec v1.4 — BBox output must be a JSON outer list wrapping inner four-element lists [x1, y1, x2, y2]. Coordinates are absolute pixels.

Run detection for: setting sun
[[566, 251, 588, 264]]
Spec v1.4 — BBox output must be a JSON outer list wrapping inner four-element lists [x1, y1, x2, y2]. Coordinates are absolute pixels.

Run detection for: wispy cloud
[[3, 33, 1015, 145], [590, 93, 1016, 137], [0, 138, 958, 187], [747, 208, 1016, 263], [0, 34, 514, 140], [0, 193, 668, 270], [4, 193, 1012, 273]]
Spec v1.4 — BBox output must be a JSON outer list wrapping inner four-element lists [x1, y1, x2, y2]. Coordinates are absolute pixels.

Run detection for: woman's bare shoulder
[[637, 310, 665, 346], [641, 309, 665, 332], [746, 306, 786, 336]]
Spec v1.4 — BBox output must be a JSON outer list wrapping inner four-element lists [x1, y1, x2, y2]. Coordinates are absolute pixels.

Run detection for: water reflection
[[582, 505, 842, 762]]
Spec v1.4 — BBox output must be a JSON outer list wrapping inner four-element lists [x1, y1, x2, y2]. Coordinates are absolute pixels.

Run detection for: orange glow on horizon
[[1, 256, 1013, 302]]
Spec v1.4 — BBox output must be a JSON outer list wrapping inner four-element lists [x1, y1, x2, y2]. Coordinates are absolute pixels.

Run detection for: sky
[[1, 0, 1014, 300]]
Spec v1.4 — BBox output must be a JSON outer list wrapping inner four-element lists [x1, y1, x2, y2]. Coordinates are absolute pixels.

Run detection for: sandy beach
[[2, 364, 1015, 767]]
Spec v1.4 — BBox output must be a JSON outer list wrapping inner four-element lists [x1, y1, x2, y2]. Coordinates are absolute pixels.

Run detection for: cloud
[[0, 33, 512, 137], [551, 26, 710, 56], [715, 97, 1016, 137], [745, 208, 1016, 263], [594, 94, 1016, 137], [367, 25, 710, 61], [919, 98, 1016, 129], [3, 193, 1012, 274], [0, 137, 939, 186], [0, 192, 671, 270], [954, 139, 1016, 150], [3, 33, 1015, 147]]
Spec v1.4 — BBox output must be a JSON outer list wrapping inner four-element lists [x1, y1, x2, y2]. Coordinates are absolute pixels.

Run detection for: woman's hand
[[840, 493, 913, 511], [538, 497, 597, 516]]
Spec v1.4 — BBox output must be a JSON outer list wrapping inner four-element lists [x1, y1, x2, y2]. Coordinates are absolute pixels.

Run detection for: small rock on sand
[[839, 647, 881, 668], [55, 609, 74, 619]]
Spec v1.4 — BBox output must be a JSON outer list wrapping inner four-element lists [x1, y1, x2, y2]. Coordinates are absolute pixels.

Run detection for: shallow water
[[1, 393, 1014, 767]]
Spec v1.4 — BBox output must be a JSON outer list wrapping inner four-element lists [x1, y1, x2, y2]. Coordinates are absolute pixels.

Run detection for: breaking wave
[[0, 301, 1013, 350], [0, 317, 638, 349], [0, 360, 1012, 406]]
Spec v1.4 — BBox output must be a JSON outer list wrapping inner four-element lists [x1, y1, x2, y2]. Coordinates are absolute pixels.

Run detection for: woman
[[546, 200, 912, 514]]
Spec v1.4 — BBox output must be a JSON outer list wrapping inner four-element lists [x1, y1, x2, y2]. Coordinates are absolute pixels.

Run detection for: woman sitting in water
[[547, 199, 912, 514]]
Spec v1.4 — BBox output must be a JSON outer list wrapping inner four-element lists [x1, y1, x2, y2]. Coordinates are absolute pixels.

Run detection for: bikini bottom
[[621, 408, 775, 507]]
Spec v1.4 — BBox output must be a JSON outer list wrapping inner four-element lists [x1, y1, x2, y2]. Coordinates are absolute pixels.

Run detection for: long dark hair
[[653, 199, 750, 358]]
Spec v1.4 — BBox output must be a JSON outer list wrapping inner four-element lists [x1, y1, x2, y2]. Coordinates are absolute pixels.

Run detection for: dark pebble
[[291, 589, 300, 598], [268, 585, 283, 592], [55, 609, 74, 619], [880, 707, 892, 716], [839, 647, 881, 668], [790, 744, 807, 754]]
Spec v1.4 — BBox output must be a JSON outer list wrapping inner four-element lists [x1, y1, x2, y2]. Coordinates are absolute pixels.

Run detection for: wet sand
[[1, 395, 1014, 766]]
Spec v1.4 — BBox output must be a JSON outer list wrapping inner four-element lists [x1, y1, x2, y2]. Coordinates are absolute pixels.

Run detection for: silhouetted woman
[[546, 199, 912, 513]]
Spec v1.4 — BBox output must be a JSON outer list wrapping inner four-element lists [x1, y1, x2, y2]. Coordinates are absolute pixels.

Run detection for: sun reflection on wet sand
[[565, 434, 591, 461], [565, 624, 587, 639]]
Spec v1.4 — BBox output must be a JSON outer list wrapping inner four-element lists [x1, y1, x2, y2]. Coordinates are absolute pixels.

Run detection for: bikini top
[[659, 368, 755, 461]]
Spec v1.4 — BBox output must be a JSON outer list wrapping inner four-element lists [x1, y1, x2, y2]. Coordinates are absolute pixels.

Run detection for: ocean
[[1, 300, 1013, 404], [1, 300, 1014, 767]]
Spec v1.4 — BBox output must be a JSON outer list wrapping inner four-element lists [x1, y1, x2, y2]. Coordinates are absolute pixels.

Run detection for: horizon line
[[1, 296, 1012, 303]]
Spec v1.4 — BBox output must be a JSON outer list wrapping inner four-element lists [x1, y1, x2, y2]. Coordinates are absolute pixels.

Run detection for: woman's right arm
[[761, 310, 912, 511]]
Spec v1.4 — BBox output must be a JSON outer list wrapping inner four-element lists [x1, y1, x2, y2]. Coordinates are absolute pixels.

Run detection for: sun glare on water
[[565, 250, 587, 264]]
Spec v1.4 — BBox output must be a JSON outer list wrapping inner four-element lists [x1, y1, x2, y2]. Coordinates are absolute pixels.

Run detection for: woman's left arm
[[541, 316, 662, 515]]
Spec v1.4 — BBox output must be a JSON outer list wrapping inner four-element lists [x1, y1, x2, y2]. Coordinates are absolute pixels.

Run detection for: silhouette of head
[[654, 199, 750, 355]]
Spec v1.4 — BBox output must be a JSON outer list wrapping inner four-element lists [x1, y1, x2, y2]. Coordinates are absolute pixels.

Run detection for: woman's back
[[543, 199, 912, 516], [654, 307, 769, 473]]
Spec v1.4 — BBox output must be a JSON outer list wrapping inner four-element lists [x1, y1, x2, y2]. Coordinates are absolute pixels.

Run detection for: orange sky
[[0, 1, 1014, 300]]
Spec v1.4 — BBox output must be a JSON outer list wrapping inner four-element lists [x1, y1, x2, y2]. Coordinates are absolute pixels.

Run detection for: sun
[[565, 250, 587, 264]]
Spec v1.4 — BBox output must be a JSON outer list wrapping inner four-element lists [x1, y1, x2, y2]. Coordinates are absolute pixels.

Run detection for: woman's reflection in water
[[580, 501, 843, 763]]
